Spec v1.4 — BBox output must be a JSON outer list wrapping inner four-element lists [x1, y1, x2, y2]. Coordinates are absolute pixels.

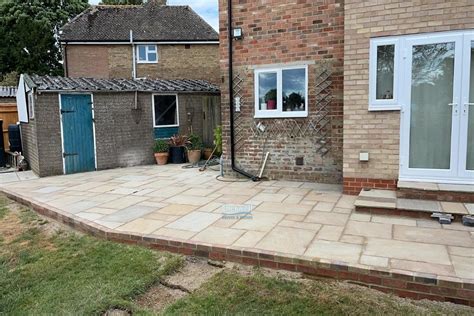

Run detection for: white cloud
[[88, 0, 218, 31]]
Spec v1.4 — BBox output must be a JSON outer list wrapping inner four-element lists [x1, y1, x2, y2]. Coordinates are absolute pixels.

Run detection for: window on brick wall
[[369, 38, 401, 110], [254, 65, 308, 118], [27, 92, 35, 120], [153, 94, 179, 127], [137, 45, 158, 63]]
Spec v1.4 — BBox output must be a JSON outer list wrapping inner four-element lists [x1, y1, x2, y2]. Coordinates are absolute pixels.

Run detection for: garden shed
[[16, 74, 220, 177]]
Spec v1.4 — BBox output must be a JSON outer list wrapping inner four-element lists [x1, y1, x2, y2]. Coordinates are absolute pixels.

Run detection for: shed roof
[[60, 5, 218, 43], [24, 75, 219, 94], [0, 86, 17, 98]]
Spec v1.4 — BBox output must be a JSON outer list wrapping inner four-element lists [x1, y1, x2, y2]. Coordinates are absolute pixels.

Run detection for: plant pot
[[187, 149, 201, 164], [266, 99, 276, 110], [203, 148, 213, 160], [154, 152, 169, 165], [169, 146, 186, 164]]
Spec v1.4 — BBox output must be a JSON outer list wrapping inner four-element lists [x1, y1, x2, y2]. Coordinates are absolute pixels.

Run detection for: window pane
[[282, 68, 306, 112], [376, 44, 395, 100], [154, 95, 177, 126], [258, 72, 277, 111], [147, 45, 156, 52], [138, 46, 147, 61], [467, 41, 474, 171], [148, 52, 157, 62], [409, 42, 455, 169]]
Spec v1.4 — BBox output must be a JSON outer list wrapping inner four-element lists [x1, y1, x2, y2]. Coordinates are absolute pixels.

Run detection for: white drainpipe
[[130, 30, 136, 79]]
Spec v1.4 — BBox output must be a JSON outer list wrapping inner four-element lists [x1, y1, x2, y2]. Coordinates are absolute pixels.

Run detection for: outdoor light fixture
[[232, 27, 243, 40]]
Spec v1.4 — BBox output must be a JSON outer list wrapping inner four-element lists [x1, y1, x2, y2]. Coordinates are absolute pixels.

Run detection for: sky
[[88, 0, 219, 31]]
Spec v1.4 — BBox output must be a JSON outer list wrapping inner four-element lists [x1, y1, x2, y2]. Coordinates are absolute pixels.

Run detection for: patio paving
[[1, 165, 473, 285]]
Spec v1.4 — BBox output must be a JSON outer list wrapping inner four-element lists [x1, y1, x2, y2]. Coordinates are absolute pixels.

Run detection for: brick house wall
[[343, 0, 474, 194], [65, 44, 220, 84], [19, 120, 39, 175], [219, 0, 344, 183]]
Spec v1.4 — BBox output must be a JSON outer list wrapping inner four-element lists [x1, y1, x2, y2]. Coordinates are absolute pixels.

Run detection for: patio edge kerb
[[1, 188, 473, 307]]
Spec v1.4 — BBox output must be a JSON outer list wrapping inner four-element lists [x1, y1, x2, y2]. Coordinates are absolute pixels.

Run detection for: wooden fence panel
[[202, 96, 221, 147], [0, 103, 18, 151]]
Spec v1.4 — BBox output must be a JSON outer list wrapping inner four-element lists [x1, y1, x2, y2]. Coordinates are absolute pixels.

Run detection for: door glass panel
[[467, 41, 474, 171], [409, 42, 455, 169]]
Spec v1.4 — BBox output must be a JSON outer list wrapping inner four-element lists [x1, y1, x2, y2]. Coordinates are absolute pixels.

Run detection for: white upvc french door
[[399, 32, 473, 184], [459, 33, 474, 181]]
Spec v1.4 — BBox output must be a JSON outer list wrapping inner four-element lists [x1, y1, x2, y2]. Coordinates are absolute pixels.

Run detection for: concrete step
[[355, 189, 474, 221]]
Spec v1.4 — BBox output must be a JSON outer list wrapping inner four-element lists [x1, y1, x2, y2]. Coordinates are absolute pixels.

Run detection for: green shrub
[[187, 134, 203, 150], [153, 139, 169, 153], [213, 125, 222, 156]]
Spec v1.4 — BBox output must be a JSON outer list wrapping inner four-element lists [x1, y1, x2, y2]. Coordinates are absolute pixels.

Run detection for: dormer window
[[137, 45, 158, 63]]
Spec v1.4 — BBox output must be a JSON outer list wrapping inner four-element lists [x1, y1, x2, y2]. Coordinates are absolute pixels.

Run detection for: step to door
[[397, 181, 474, 203], [355, 189, 473, 220]]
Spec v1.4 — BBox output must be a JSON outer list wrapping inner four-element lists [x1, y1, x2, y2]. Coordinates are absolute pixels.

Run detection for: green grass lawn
[[0, 196, 182, 315], [164, 270, 473, 316]]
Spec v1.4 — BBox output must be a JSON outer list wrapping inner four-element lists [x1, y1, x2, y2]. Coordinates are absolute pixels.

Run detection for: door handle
[[463, 103, 474, 116], [63, 153, 78, 158], [449, 103, 459, 115]]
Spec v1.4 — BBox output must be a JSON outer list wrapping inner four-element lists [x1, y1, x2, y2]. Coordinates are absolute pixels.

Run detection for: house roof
[[60, 4, 219, 43], [0, 86, 17, 98], [24, 75, 219, 94]]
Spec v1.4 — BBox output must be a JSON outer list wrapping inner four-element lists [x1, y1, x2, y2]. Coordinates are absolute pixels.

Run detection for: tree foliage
[[0, 0, 89, 83], [100, 0, 144, 4]]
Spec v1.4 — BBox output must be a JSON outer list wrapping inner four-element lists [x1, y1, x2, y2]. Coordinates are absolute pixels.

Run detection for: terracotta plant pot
[[203, 148, 213, 160], [154, 152, 169, 165], [187, 149, 201, 164]]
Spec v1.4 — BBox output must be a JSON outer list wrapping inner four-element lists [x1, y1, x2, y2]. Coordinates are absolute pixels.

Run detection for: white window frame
[[136, 44, 158, 64], [152, 94, 179, 128], [27, 91, 35, 120], [369, 38, 401, 111], [254, 65, 309, 118]]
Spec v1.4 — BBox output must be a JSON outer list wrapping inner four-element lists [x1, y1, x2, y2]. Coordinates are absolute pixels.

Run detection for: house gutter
[[227, 0, 259, 181]]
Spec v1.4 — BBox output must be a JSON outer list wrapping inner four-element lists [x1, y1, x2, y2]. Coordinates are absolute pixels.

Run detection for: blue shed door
[[60, 94, 96, 174]]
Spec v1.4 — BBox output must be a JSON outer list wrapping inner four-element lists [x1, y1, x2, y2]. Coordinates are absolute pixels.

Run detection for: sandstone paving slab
[[284, 214, 306, 221], [146, 186, 189, 198], [316, 225, 344, 241], [393, 225, 473, 247], [304, 192, 341, 203], [345, 221, 392, 239], [154, 204, 196, 216], [182, 188, 218, 197], [451, 255, 474, 279], [448, 246, 474, 258], [397, 198, 440, 212], [313, 202, 335, 212], [76, 212, 105, 221], [83, 207, 119, 215], [99, 195, 149, 210], [232, 231, 267, 248], [216, 187, 260, 196], [109, 187, 142, 195], [339, 234, 365, 245], [152, 227, 197, 240], [66, 200, 104, 214], [282, 195, 304, 204], [33, 186, 65, 194], [252, 192, 288, 203], [64, 182, 106, 192], [359, 189, 397, 202], [354, 199, 396, 209], [416, 219, 442, 229], [253, 202, 312, 216], [278, 220, 322, 232], [390, 259, 455, 276], [305, 240, 362, 264], [100, 205, 156, 223], [191, 226, 245, 245], [164, 194, 215, 207], [116, 218, 167, 234], [304, 211, 349, 226], [300, 183, 342, 192], [397, 181, 439, 191], [277, 187, 310, 196], [166, 211, 221, 232], [364, 238, 451, 265], [349, 213, 371, 222], [144, 212, 181, 222], [88, 185, 117, 193], [371, 215, 417, 227], [231, 212, 285, 232], [360, 255, 389, 268], [95, 220, 125, 229], [438, 183, 474, 193], [215, 194, 254, 205], [442, 222, 474, 232], [440, 202, 468, 215], [198, 202, 224, 213], [256, 226, 317, 256], [335, 195, 357, 209], [87, 193, 121, 203], [466, 203, 474, 215]]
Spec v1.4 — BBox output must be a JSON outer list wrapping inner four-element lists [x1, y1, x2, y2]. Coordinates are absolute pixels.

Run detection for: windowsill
[[254, 112, 308, 119], [137, 61, 158, 64], [154, 125, 179, 128], [368, 105, 402, 112]]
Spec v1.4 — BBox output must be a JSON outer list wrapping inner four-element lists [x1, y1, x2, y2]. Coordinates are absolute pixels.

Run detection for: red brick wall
[[219, 0, 344, 183]]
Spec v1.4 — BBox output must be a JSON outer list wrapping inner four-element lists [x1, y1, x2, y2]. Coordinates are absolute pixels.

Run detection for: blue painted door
[[60, 94, 95, 174]]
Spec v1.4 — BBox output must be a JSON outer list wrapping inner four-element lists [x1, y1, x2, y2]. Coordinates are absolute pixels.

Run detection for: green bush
[[214, 125, 222, 156], [153, 139, 169, 153], [187, 134, 203, 151]]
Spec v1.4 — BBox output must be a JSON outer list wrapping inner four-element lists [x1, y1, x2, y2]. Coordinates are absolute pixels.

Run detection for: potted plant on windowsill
[[187, 134, 202, 165], [168, 134, 189, 164], [153, 139, 169, 165], [265, 89, 277, 110]]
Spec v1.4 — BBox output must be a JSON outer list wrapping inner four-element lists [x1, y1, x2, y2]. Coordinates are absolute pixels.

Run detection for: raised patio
[[1, 165, 473, 305]]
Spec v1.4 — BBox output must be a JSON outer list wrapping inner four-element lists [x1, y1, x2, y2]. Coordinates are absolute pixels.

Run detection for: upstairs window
[[153, 95, 178, 127], [254, 65, 308, 118], [137, 45, 158, 63], [369, 38, 400, 110]]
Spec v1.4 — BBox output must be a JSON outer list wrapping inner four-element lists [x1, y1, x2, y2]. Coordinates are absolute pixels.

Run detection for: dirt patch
[[136, 284, 187, 313]]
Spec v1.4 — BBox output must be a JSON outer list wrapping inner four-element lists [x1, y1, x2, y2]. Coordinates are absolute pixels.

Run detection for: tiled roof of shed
[[25, 75, 219, 94], [60, 4, 218, 42], [0, 86, 17, 98]]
